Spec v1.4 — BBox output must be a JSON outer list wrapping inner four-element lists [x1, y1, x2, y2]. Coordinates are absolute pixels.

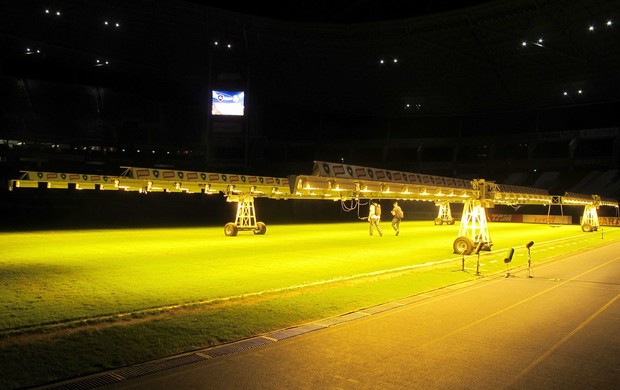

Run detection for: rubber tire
[[581, 223, 593, 233], [447, 218, 456, 225], [224, 222, 238, 236], [434, 217, 443, 225], [254, 222, 267, 235], [453, 236, 474, 255]]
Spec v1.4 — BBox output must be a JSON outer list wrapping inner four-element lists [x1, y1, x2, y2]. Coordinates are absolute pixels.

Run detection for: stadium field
[[0, 221, 618, 388]]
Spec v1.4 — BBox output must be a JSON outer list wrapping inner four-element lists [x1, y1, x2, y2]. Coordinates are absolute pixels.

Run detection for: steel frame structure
[[10, 161, 618, 252], [434, 201, 455, 225]]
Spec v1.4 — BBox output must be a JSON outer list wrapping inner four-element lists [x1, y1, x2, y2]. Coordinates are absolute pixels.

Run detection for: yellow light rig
[[113, 167, 294, 236], [9, 162, 619, 250], [9, 168, 295, 236], [293, 161, 618, 254]]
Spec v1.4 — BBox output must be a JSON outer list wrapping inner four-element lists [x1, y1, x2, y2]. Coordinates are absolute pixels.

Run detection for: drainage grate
[[316, 311, 369, 327], [266, 323, 326, 341], [41, 354, 210, 390], [202, 336, 275, 358], [115, 353, 209, 380], [39, 300, 406, 389], [42, 373, 122, 390]]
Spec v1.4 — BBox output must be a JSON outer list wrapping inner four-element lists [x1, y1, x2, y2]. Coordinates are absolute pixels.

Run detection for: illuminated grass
[[0, 221, 618, 389]]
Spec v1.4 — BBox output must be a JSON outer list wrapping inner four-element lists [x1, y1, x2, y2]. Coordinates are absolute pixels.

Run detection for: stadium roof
[[1, 0, 619, 116]]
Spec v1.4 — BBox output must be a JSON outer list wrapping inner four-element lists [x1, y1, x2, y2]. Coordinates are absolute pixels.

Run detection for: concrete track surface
[[49, 241, 620, 389]]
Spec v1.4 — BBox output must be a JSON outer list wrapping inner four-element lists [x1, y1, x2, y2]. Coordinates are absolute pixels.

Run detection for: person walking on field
[[391, 201, 404, 236], [369, 200, 383, 237]]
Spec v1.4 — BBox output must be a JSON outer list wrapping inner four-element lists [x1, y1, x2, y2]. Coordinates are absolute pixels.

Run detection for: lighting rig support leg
[[453, 200, 492, 255], [435, 201, 455, 225], [581, 204, 599, 232], [547, 196, 564, 227], [224, 195, 267, 236], [236, 196, 257, 229]]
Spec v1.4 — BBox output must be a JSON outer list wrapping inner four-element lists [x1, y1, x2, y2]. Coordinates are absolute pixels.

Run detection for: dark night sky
[[185, 0, 495, 23]]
